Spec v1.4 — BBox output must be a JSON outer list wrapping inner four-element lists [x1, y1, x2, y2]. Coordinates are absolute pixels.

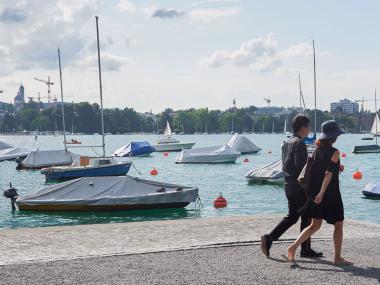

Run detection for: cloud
[[117, 0, 136, 13], [201, 34, 313, 72], [89, 36, 115, 52], [189, 7, 240, 22], [75, 53, 129, 71], [0, 44, 10, 57], [151, 8, 185, 19], [0, 7, 27, 23], [125, 36, 136, 47]]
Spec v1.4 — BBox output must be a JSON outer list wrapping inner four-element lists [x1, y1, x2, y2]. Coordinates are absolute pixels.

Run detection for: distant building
[[330, 99, 359, 115], [14, 84, 25, 113]]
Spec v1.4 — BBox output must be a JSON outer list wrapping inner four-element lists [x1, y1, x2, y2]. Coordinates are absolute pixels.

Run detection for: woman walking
[[287, 120, 352, 265]]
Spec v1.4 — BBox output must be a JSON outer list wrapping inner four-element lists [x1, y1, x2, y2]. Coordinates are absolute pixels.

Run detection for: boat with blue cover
[[114, 141, 155, 157]]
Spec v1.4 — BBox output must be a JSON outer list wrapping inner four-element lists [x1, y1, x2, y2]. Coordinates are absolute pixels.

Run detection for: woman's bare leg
[[287, 219, 322, 261], [333, 221, 353, 265]]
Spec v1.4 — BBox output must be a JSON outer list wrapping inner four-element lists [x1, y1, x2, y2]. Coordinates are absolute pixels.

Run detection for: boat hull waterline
[[41, 162, 132, 182], [153, 142, 195, 152]]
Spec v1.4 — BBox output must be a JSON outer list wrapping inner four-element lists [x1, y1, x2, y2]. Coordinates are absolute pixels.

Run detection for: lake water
[[0, 133, 379, 229]]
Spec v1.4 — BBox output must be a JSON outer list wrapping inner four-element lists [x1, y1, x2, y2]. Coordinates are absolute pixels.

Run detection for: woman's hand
[[339, 164, 344, 172], [314, 192, 324, 204]]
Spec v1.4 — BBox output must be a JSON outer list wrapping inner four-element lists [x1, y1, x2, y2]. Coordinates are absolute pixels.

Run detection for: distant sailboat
[[353, 90, 380, 153], [153, 121, 195, 151], [283, 120, 291, 137]]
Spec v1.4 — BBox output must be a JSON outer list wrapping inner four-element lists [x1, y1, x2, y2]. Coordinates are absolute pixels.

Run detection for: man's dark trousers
[[269, 180, 310, 250]]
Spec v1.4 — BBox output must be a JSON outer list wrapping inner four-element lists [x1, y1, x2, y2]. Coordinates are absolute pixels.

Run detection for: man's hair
[[292, 114, 310, 133]]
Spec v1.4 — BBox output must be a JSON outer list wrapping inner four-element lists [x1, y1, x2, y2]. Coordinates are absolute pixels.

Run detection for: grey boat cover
[[175, 145, 240, 163], [363, 182, 380, 195], [227, 134, 261, 154], [0, 140, 34, 161], [21, 150, 80, 168], [246, 160, 284, 180], [17, 176, 199, 206]]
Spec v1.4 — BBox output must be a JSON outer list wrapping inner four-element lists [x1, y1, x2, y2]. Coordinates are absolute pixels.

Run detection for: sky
[[0, 0, 380, 113]]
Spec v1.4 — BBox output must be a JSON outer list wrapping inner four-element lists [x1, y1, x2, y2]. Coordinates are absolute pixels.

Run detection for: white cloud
[[0, 44, 10, 57], [151, 8, 185, 19], [125, 36, 136, 47], [75, 53, 129, 71], [189, 7, 240, 22], [201, 34, 314, 72], [117, 0, 136, 13]]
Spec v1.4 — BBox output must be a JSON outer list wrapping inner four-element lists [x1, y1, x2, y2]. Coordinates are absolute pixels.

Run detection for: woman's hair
[[317, 138, 337, 148]]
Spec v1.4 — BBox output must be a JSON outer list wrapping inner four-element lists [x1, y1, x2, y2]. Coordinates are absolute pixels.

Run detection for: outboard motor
[[3, 183, 19, 211]]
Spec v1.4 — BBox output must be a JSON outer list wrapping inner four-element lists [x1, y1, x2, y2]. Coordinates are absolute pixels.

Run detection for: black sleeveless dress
[[308, 146, 344, 224]]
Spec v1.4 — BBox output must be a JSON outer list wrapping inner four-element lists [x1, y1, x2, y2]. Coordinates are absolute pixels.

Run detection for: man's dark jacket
[[282, 134, 308, 197]]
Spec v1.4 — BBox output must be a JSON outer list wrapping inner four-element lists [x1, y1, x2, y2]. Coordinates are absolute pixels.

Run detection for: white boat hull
[[175, 154, 240, 164], [153, 142, 195, 152]]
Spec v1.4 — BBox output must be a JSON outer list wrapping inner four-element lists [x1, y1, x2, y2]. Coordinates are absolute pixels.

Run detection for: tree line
[[0, 101, 374, 134]]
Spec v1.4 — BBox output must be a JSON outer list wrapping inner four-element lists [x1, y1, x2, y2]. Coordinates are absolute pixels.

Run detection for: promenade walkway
[[0, 214, 379, 284]]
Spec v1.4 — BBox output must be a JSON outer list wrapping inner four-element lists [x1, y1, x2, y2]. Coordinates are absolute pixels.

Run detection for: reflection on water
[[2, 208, 201, 229]]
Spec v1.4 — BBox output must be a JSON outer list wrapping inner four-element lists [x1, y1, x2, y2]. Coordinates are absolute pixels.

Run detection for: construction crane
[[34, 76, 56, 104], [355, 97, 375, 112], [264, 97, 271, 107]]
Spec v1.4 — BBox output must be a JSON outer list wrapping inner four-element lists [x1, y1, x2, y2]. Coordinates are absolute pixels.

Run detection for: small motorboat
[[246, 160, 284, 185], [65, 139, 82, 144], [227, 133, 261, 154], [152, 121, 195, 152], [175, 145, 240, 164], [3, 176, 199, 211], [362, 182, 380, 199], [114, 141, 155, 157], [0, 140, 34, 162], [41, 157, 132, 182], [353, 144, 380, 154], [16, 150, 80, 170]]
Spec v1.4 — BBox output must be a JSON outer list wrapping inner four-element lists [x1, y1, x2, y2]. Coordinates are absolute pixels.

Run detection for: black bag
[[296, 151, 318, 213]]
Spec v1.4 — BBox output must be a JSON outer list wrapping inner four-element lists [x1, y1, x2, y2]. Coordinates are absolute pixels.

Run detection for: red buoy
[[214, 193, 227, 208], [353, 170, 362, 180], [341, 152, 347, 158], [243, 157, 249, 163], [150, 167, 158, 176], [163, 152, 169, 157]]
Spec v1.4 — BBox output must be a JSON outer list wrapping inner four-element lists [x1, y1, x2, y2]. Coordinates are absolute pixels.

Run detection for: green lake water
[[0, 133, 378, 229]]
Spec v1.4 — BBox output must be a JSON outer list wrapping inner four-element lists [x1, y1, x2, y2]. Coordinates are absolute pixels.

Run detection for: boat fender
[[3, 183, 18, 211]]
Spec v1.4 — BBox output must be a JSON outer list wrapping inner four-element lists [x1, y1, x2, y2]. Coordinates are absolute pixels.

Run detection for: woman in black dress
[[287, 120, 352, 265]]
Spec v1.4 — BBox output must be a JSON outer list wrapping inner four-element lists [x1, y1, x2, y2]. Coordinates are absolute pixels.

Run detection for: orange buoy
[[353, 170, 362, 180], [243, 157, 249, 163], [163, 152, 169, 157], [150, 167, 158, 176], [214, 193, 227, 208], [341, 152, 347, 158]]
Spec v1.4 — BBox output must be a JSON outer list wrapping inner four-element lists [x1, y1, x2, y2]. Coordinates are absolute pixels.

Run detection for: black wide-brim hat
[[317, 120, 345, 140]]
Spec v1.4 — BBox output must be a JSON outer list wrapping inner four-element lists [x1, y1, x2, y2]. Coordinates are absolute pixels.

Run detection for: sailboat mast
[[57, 48, 67, 151], [376, 90, 378, 145], [313, 40, 317, 133], [95, 16, 105, 157]]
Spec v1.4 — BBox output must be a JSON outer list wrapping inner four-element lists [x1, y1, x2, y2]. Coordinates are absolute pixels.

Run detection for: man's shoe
[[300, 248, 323, 258], [260, 235, 272, 257]]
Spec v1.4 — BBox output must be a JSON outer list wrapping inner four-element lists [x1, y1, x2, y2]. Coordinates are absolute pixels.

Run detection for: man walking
[[261, 114, 322, 258]]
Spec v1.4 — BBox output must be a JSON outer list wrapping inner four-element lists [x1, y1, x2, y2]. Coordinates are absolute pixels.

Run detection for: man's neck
[[294, 132, 303, 139]]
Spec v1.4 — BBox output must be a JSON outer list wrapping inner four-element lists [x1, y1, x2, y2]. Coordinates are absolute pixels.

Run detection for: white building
[[330, 99, 359, 115]]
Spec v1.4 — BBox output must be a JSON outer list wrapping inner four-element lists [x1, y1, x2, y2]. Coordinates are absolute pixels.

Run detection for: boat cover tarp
[[21, 150, 80, 168], [0, 140, 34, 161], [303, 133, 316, 145], [175, 145, 240, 163], [363, 182, 380, 196], [114, 141, 155, 157], [17, 176, 199, 206], [246, 160, 284, 180], [227, 134, 261, 154]]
